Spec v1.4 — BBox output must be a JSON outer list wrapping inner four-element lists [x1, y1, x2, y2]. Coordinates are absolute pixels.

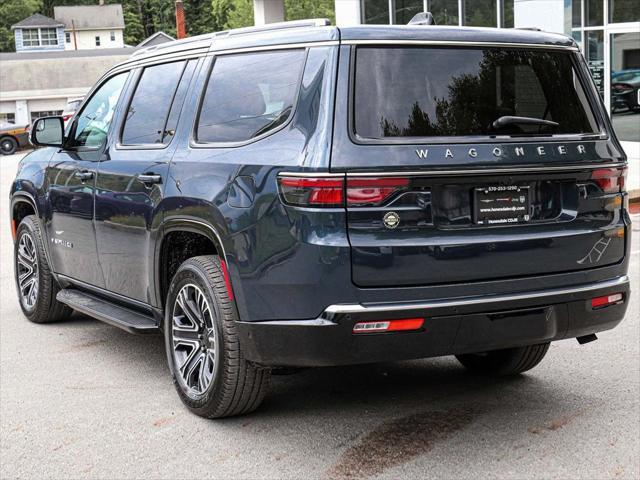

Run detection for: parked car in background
[[611, 69, 640, 112], [62, 98, 84, 126], [0, 122, 29, 155]]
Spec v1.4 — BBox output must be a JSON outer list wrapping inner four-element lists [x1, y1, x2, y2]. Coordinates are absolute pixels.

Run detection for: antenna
[[408, 12, 436, 26]]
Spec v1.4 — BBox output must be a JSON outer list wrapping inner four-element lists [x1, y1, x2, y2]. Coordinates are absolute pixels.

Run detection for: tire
[[455, 343, 550, 375], [0, 136, 18, 155], [164, 255, 270, 418], [14, 215, 72, 323]]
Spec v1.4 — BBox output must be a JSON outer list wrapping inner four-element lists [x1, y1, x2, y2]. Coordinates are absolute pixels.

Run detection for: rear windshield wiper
[[491, 116, 559, 129]]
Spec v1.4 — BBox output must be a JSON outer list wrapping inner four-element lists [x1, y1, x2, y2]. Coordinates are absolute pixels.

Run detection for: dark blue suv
[[11, 18, 631, 418]]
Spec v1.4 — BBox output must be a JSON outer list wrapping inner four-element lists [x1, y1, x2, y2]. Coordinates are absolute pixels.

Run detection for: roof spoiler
[[408, 12, 436, 26]]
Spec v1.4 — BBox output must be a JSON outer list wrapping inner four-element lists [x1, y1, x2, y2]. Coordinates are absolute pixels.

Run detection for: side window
[[72, 72, 128, 149], [121, 61, 193, 146], [196, 49, 306, 144]]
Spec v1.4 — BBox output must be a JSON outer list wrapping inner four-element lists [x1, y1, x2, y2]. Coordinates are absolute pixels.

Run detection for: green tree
[[210, 0, 234, 30], [226, 0, 253, 28], [285, 0, 335, 24], [0, 0, 41, 52], [40, 0, 94, 18], [123, 4, 145, 45]]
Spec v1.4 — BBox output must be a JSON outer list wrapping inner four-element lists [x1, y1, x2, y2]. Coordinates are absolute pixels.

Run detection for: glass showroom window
[[428, 0, 458, 25], [363, 0, 390, 24], [609, 0, 639, 23], [464, 0, 497, 27], [362, 0, 508, 27], [394, 0, 424, 23]]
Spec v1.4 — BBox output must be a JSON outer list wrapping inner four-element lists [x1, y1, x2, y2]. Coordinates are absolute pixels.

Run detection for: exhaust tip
[[576, 334, 598, 345]]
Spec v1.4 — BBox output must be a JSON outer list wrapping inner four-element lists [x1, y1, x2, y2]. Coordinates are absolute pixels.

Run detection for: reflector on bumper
[[352, 318, 424, 333]]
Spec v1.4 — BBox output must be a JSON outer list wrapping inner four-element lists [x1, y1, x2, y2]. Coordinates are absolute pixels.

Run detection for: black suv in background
[[11, 18, 631, 418]]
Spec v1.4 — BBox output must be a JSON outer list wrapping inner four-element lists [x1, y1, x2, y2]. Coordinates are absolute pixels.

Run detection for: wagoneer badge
[[414, 144, 587, 159], [383, 212, 400, 229]]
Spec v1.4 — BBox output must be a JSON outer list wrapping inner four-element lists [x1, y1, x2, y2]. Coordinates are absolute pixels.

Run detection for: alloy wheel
[[171, 284, 217, 395], [16, 232, 39, 310]]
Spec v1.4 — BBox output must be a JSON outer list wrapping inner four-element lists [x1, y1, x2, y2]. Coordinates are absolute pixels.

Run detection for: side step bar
[[57, 289, 160, 334]]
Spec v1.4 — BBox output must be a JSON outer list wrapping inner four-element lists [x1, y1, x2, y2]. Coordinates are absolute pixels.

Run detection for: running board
[[56, 289, 160, 334]]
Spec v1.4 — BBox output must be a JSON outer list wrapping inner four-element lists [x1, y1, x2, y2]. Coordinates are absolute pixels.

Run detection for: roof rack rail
[[408, 12, 436, 25], [130, 19, 331, 58], [214, 18, 331, 38]]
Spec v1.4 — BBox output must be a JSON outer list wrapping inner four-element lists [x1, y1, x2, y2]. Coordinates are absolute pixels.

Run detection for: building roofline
[[11, 13, 64, 30], [137, 31, 176, 47]]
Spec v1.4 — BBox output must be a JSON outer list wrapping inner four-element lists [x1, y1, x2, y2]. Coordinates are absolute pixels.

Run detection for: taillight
[[352, 318, 424, 333], [591, 293, 624, 309], [591, 167, 626, 193], [277, 175, 411, 208], [278, 176, 344, 207], [346, 177, 410, 207]]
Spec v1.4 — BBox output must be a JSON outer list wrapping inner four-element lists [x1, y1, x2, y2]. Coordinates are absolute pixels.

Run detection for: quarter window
[[72, 72, 128, 148], [121, 61, 190, 145], [196, 49, 306, 144]]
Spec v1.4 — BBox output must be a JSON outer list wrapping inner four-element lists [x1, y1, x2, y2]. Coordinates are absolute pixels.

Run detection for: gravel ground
[[1, 151, 639, 480]]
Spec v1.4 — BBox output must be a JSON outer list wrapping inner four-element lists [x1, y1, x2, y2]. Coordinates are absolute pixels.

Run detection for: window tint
[[164, 60, 197, 143], [73, 72, 127, 148], [354, 47, 599, 139], [122, 61, 188, 145], [197, 49, 306, 144]]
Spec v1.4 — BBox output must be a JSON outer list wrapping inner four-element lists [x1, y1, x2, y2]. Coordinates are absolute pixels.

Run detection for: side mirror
[[30, 116, 64, 148]]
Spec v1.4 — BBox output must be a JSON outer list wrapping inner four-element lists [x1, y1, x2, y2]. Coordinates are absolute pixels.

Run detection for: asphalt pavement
[[1, 152, 638, 479]]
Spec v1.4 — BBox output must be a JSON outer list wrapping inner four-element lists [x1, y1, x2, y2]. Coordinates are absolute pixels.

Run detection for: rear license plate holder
[[474, 185, 531, 225]]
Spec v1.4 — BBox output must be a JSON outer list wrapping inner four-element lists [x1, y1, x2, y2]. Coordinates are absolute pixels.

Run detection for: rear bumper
[[237, 275, 630, 367]]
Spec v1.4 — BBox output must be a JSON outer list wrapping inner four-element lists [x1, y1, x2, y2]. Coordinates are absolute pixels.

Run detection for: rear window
[[354, 47, 599, 139], [196, 49, 306, 144]]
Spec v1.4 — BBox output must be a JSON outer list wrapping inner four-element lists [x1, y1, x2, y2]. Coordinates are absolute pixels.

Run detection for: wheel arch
[[11, 192, 39, 239], [155, 218, 231, 313]]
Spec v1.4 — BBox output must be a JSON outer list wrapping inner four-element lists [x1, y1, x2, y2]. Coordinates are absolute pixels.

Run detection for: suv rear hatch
[[333, 44, 627, 287]]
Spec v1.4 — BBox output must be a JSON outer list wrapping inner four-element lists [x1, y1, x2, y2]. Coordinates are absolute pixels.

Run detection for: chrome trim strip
[[280, 162, 625, 178], [278, 171, 345, 178], [341, 163, 626, 177], [324, 276, 629, 315], [342, 40, 579, 51]]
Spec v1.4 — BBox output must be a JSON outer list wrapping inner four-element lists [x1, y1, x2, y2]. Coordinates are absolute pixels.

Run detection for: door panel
[[46, 71, 129, 286], [95, 160, 170, 302], [95, 60, 198, 304], [47, 153, 103, 285]]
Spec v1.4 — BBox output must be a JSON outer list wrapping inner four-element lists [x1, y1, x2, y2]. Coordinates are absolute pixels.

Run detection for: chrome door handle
[[74, 170, 93, 181], [137, 173, 162, 184]]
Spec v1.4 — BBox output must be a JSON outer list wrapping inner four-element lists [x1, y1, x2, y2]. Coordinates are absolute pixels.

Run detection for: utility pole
[[71, 19, 78, 50]]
